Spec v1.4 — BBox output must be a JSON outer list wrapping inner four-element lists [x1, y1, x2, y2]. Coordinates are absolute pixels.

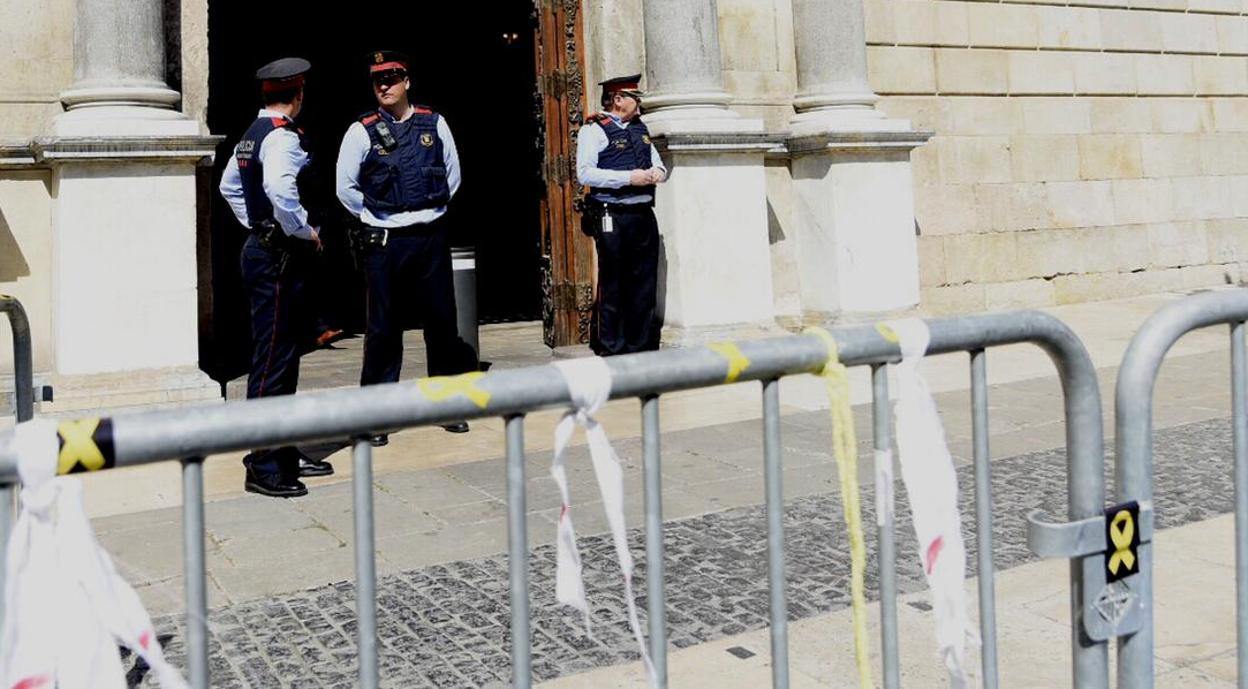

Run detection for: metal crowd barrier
[[0, 295, 33, 628], [0, 295, 34, 425], [0, 310, 1110, 688], [1112, 288, 1248, 689]]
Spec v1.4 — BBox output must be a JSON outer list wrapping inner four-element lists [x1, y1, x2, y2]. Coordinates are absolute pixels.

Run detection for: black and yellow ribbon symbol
[[57, 418, 116, 475], [1108, 509, 1136, 575], [1105, 502, 1140, 582]]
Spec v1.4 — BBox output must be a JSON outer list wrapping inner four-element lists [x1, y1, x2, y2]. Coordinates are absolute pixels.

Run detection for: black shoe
[[369, 433, 389, 447], [244, 467, 308, 498], [440, 421, 469, 434], [296, 452, 334, 478]]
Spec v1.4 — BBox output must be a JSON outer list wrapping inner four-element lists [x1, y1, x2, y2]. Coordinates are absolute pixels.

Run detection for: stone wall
[[0, 171, 55, 376], [864, 0, 1248, 313], [585, 0, 1248, 316], [0, 0, 74, 138]]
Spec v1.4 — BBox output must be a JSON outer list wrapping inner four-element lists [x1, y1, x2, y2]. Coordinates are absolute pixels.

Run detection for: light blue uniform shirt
[[335, 106, 462, 228], [575, 113, 666, 205], [218, 109, 316, 240]]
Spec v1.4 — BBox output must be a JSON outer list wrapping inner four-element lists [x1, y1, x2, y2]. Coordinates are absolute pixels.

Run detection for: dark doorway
[[201, 2, 543, 382]]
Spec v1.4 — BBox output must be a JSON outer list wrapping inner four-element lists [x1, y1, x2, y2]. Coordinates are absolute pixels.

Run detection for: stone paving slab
[[126, 411, 1241, 688], [541, 515, 1241, 688]]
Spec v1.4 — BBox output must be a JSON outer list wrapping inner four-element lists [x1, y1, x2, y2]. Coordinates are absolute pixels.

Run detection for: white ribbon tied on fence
[[887, 319, 978, 689], [0, 419, 188, 689], [550, 358, 656, 687]]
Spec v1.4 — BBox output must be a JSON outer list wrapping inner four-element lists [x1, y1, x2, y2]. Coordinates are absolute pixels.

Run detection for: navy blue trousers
[[591, 206, 660, 356], [360, 216, 476, 386], [240, 234, 309, 478]]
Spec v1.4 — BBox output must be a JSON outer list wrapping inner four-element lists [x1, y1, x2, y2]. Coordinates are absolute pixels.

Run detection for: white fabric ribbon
[[875, 449, 895, 529], [550, 358, 656, 687], [887, 319, 978, 688], [0, 419, 188, 689]]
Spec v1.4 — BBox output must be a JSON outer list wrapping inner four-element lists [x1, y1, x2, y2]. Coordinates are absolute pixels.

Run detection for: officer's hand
[[649, 169, 666, 184], [629, 169, 650, 186], [310, 228, 323, 252]]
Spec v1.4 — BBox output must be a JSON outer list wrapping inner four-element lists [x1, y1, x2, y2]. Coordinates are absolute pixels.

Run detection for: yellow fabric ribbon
[[805, 326, 873, 689]]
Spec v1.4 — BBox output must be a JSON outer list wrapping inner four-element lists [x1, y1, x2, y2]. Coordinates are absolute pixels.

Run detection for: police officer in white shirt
[[219, 57, 332, 498], [575, 74, 667, 355], [336, 50, 477, 445]]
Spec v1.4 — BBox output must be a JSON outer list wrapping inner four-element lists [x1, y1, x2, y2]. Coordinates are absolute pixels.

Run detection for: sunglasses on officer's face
[[372, 71, 406, 88]]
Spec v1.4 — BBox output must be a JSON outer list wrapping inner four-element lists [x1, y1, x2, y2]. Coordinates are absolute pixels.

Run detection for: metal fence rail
[[0, 310, 1108, 688], [1114, 288, 1248, 689]]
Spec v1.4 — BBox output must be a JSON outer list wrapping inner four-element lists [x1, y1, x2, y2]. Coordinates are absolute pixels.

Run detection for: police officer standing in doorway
[[219, 57, 334, 498], [336, 51, 476, 445], [576, 74, 667, 356]]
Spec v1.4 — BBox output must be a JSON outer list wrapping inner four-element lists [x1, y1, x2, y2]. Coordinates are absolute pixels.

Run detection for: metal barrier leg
[[872, 364, 900, 689], [1233, 322, 1248, 689], [971, 350, 1000, 689], [642, 395, 668, 687], [181, 456, 209, 689], [762, 378, 790, 688], [506, 414, 532, 689], [0, 296, 33, 635], [352, 437, 379, 689], [2, 295, 34, 424], [0, 481, 11, 631]]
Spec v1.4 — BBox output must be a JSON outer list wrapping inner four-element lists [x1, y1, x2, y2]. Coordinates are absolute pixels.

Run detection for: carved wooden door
[[533, 0, 593, 347]]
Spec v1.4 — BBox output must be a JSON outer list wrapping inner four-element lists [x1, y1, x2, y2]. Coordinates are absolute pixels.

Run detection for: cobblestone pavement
[[132, 414, 1235, 688]]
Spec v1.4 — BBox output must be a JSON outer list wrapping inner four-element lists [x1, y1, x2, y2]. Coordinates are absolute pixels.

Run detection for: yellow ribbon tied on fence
[[57, 419, 107, 475], [804, 327, 873, 689], [416, 372, 491, 409]]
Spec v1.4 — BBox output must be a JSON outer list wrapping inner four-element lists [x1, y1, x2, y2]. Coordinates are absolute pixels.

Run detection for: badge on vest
[[372, 144, 391, 156], [614, 139, 628, 150], [420, 133, 435, 147]]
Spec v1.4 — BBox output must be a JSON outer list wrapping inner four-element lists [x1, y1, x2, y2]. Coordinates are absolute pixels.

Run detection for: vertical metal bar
[[1232, 322, 1248, 689], [181, 456, 209, 689], [971, 350, 1000, 689], [353, 437, 379, 689], [2, 296, 35, 423], [873, 364, 900, 689], [0, 297, 33, 634], [506, 414, 533, 689], [763, 378, 790, 688], [642, 395, 668, 687]]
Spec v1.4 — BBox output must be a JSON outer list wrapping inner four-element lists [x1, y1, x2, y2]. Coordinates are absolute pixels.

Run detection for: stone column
[[637, 0, 778, 344], [641, 0, 736, 124], [56, 0, 196, 135], [789, 0, 885, 131], [785, 0, 931, 322], [35, 0, 221, 412]]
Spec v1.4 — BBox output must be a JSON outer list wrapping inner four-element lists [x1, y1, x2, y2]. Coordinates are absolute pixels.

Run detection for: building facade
[[1, 0, 1243, 409]]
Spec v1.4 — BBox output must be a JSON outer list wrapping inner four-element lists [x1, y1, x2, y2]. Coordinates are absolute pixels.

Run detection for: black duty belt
[[587, 202, 653, 215]]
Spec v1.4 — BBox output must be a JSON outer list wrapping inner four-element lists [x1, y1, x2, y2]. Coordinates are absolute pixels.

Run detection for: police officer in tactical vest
[[219, 57, 334, 498], [576, 74, 668, 356], [336, 50, 477, 445]]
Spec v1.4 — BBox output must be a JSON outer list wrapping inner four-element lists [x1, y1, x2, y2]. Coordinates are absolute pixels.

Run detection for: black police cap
[[254, 57, 311, 82], [367, 50, 411, 74], [599, 73, 643, 96]]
